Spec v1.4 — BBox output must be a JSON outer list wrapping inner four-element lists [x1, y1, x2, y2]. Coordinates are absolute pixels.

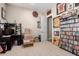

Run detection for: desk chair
[[0, 28, 6, 53], [2, 27, 12, 51]]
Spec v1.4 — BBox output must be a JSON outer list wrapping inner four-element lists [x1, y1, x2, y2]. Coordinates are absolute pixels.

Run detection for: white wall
[[6, 5, 47, 41], [6, 5, 40, 35], [41, 15, 47, 41]]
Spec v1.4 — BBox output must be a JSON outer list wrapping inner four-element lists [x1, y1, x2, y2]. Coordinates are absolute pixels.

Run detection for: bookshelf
[[59, 15, 79, 55]]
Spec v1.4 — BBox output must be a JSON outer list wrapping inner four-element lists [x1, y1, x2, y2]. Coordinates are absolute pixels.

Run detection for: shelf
[[60, 15, 79, 55], [61, 17, 78, 22]]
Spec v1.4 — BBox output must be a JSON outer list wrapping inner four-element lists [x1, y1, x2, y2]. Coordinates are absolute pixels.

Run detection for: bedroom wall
[[6, 4, 47, 41]]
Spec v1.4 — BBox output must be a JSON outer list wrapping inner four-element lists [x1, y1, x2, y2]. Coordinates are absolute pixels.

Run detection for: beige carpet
[[0, 41, 75, 56]]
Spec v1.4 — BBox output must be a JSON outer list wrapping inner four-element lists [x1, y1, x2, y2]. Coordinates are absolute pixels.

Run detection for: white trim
[[46, 14, 52, 18]]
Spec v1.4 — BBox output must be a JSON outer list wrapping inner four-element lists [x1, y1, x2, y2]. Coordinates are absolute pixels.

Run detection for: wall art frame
[[75, 3, 79, 7], [54, 31, 59, 36], [1, 7, 6, 20], [57, 3, 66, 15], [53, 16, 61, 28], [37, 21, 41, 29], [66, 3, 74, 11]]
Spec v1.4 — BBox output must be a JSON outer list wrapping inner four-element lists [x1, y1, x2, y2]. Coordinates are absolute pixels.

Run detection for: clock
[[32, 11, 38, 18]]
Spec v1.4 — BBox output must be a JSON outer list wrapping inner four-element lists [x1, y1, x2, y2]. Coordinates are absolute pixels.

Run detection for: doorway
[[47, 16, 52, 42]]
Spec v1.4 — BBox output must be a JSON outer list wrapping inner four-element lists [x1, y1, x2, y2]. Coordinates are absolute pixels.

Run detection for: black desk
[[0, 34, 23, 53], [11, 34, 23, 45], [0, 42, 6, 53], [2, 35, 12, 51]]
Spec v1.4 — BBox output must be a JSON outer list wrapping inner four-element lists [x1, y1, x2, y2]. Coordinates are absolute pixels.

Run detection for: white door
[[41, 15, 47, 41]]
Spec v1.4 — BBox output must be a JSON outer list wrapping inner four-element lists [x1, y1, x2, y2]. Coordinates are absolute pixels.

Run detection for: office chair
[[0, 27, 6, 53]]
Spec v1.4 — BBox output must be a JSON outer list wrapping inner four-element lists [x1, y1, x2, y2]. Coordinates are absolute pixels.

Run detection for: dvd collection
[[60, 15, 79, 55]]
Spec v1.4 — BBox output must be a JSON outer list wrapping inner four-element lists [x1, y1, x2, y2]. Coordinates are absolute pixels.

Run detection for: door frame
[[47, 16, 52, 42]]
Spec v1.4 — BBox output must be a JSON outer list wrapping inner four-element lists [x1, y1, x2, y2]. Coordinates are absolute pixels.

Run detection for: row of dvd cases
[[60, 15, 79, 55]]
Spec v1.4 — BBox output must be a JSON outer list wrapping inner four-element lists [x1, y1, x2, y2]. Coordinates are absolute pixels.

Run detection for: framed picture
[[57, 3, 66, 15], [1, 7, 6, 20], [75, 3, 79, 7], [53, 16, 60, 28], [54, 31, 59, 36], [37, 21, 41, 29], [67, 3, 74, 11]]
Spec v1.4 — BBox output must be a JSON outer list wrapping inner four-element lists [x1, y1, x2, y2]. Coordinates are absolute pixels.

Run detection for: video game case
[[68, 40, 74, 44], [69, 36, 74, 40], [60, 35, 64, 38], [75, 19, 79, 23], [75, 36, 79, 41], [73, 28, 77, 31], [73, 32, 75, 35], [66, 32, 73, 35], [77, 28, 79, 31], [64, 46, 68, 50], [74, 23, 79, 27], [75, 31, 79, 36], [74, 41, 78, 45], [66, 36, 70, 39], [68, 47, 73, 52], [67, 19, 75, 24], [60, 15, 79, 55], [69, 43, 73, 47]]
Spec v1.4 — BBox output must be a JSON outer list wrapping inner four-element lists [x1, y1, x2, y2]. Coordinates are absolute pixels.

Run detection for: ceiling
[[8, 3, 56, 14]]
